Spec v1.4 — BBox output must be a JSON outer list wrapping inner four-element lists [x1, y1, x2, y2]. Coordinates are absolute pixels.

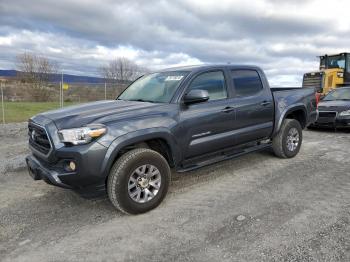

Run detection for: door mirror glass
[[184, 89, 209, 105]]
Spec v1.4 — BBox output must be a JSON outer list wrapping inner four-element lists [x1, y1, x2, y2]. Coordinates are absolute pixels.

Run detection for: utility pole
[[1, 81, 5, 125], [104, 82, 107, 100]]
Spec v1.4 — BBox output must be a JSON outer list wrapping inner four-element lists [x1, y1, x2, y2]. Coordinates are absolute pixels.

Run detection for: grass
[[1, 102, 77, 123]]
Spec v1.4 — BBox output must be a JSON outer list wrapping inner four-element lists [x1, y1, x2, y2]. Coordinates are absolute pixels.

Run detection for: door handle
[[261, 101, 272, 106], [221, 106, 235, 113]]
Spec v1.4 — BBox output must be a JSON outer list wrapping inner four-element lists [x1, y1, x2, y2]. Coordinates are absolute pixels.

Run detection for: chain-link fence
[[0, 81, 128, 124]]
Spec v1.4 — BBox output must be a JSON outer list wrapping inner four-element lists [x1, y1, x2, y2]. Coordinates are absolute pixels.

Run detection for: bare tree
[[100, 57, 147, 83], [16, 52, 59, 101]]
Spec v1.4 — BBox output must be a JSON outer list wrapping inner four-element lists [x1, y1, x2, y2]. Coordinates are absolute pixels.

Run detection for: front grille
[[28, 122, 52, 155], [319, 111, 337, 118], [317, 111, 337, 124], [303, 73, 322, 92]]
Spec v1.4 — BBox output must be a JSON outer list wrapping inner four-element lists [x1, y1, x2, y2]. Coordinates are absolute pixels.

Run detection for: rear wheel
[[107, 148, 171, 214], [272, 119, 302, 158]]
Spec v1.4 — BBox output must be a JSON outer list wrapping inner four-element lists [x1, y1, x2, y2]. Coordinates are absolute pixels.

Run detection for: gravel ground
[[0, 125, 349, 262], [0, 123, 28, 174]]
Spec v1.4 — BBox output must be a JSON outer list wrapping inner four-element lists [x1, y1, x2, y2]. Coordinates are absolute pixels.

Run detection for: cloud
[[0, 0, 350, 86]]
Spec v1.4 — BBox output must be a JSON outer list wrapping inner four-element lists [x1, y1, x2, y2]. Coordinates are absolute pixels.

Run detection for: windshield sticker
[[165, 75, 184, 81]]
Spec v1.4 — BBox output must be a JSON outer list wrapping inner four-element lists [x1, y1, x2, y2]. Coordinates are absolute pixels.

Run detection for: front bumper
[[26, 139, 110, 198], [313, 114, 350, 128], [26, 154, 73, 189], [26, 153, 108, 198]]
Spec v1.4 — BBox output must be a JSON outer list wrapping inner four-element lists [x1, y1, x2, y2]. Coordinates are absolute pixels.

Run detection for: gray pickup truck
[[26, 65, 318, 214]]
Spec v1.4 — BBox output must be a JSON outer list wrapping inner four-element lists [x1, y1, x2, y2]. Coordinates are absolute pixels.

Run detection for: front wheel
[[107, 148, 171, 214], [272, 119, 302, 158]]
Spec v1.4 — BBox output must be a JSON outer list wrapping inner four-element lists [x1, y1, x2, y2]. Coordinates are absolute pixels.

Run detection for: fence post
[[1, 82, 5, 125], [58, 82, 61, 107], [61, 72, 64, 107], [104, 82, 107, 100]]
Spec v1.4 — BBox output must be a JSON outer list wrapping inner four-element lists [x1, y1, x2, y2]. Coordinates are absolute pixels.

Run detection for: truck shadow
[[170, 149, 274, 192]]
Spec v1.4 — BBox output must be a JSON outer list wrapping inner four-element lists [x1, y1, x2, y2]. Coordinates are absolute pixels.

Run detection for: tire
[[272, 119, 302, 158], [107, 148, 171, 215]]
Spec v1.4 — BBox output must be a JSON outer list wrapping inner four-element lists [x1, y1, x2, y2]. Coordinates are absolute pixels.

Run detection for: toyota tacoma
[[26, 65, 318, 214]]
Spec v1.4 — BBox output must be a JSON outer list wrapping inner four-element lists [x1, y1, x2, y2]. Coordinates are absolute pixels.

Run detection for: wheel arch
[[100, 128, 181, 178], [274, 104, 307, 136]]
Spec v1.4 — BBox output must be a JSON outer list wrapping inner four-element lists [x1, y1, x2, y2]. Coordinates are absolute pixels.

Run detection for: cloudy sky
[[0, 0, 350, 86]]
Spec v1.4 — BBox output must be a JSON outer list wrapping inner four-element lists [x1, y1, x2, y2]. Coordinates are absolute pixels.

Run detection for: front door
[[179, 70, 236, 159]]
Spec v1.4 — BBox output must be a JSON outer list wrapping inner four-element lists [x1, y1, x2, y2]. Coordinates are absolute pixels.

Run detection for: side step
[[177, 143, 271, 173]]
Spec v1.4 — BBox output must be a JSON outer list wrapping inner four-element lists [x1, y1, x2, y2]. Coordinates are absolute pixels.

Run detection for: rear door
[[230, 69, 274, 145], [179, 70, 236, 159]]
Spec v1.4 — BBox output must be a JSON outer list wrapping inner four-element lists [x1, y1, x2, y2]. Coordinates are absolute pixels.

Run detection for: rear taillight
[[315, 93, 321, 108]]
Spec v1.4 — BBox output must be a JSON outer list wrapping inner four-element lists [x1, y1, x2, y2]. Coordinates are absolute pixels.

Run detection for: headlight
[[58, 124, 107, 145], [339, 110, 350, 116]]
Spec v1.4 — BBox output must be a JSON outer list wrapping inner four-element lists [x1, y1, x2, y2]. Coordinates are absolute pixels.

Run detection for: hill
[[0, 69, 108, 84]]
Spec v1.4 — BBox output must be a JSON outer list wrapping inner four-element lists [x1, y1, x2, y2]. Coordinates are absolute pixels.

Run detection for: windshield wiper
[[129, 99, 156, 103]]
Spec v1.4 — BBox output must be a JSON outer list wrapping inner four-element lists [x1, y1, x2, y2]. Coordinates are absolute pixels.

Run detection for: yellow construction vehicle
[[303, 52, 350, 94]]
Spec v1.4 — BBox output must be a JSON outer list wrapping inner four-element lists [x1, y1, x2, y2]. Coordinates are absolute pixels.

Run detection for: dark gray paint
[[27, 65, 318, 196]]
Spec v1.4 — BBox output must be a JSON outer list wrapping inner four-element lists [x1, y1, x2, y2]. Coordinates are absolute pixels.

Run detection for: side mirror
[[183, 89, 209, 105]]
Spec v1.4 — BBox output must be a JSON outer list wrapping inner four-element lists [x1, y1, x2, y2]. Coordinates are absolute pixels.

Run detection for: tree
[[99, 57, 147, 83], [16, 52, 59, 101]]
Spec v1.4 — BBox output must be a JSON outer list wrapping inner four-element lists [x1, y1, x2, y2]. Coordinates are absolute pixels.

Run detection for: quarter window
[[231, 70, 263, 96]]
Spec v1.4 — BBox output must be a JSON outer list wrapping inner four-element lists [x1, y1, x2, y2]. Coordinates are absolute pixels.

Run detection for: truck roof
[[157, 64, 262, 73]]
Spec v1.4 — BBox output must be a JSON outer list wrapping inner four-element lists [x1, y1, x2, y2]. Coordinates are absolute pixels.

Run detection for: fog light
[[68, 161, 76, 171]]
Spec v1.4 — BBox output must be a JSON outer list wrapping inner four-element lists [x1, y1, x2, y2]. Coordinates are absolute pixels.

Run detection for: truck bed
[[270, 87, 303, 92], [270, 87, 317, 136]]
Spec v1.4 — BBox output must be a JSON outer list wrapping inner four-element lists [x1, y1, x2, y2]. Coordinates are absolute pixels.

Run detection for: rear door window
[[231, 70, 263, 97]]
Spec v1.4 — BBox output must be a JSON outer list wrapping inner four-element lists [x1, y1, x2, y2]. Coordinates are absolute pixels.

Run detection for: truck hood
[[318, 100, 350, 112], [36, 100, 163, 129]]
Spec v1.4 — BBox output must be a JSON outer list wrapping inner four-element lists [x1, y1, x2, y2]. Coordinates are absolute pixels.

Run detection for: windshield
[[323, 88, 350, 101], [325, 55, 346, 69], [118, 71, 189, 103]]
